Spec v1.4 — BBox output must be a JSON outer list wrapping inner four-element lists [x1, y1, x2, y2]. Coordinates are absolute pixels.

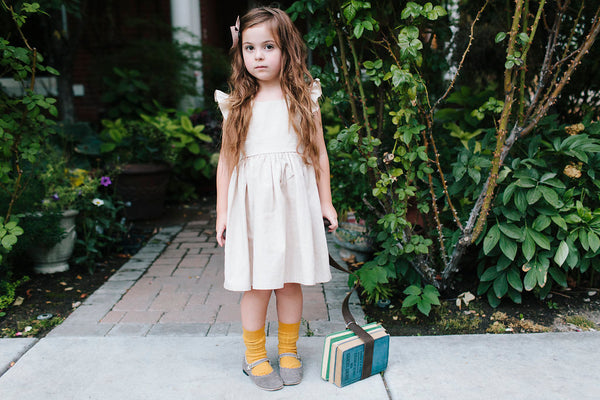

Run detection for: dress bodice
[[244, 100, 298, 156]]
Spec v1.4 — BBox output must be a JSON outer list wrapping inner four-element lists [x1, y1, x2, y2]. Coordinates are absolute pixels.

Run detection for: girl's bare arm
[[216, 152, 231, 246], [314, 111, 338, 232]]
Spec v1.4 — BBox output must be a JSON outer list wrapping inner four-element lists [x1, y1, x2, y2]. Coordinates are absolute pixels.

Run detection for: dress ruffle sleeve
[[214, 90, 231, 120], [310, 79, 322, 113]]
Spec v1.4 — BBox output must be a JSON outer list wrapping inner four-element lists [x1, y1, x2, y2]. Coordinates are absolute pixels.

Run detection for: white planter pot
[[30, 209, 79, 274]]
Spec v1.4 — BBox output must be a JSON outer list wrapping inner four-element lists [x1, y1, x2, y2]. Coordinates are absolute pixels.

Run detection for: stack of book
[[321, 322, 390, 387]]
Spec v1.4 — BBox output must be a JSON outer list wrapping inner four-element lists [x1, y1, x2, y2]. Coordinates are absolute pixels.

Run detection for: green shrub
[[477, 117, 600, 306]]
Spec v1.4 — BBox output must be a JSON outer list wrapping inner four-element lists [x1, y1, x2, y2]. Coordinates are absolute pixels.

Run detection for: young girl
[[214, 6, 338, 391]]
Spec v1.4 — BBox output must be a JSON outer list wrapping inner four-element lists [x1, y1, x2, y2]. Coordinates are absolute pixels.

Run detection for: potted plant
[[23, 158, 100, 274], [98, 108, 215, 219], [99, 118, 173, 220], [332, 210, 374, 263]]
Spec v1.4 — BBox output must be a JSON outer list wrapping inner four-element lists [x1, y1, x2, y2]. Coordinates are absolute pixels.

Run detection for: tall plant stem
[[334, 23, 360, 126], [471, 0, 525, 242], [348, 40, 372, 138], [432, 0, 490, 113]]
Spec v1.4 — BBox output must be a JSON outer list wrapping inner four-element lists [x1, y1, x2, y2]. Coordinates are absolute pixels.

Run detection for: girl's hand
[[322, 203, 338, 233], [216, 215, 227, 247]]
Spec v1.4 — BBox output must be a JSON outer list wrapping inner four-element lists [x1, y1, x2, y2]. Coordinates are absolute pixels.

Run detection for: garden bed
[[361, 287, 600, 336]]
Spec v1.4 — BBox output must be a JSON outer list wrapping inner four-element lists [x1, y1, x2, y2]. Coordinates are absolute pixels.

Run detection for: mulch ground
[[360, 278, 600, 336]]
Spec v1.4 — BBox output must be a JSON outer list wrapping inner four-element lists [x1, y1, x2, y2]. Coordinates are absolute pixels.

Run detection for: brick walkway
[[48, 202, 364, 338]]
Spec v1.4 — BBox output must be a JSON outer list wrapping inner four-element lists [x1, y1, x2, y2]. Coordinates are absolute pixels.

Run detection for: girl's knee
[[275, 283, 302, 297]]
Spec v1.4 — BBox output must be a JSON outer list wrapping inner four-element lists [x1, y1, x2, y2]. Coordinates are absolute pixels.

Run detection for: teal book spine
[[338, 334, 390, 387]]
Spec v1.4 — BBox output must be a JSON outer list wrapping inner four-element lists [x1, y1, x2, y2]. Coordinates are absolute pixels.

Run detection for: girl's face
[[241, 22, 282, 86]]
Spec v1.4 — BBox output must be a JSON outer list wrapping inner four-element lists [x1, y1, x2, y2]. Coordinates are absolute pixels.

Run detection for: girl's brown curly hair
[[221, 7, 320, 175]]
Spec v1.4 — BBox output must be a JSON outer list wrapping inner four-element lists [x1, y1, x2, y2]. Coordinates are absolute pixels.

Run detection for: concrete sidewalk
[[1, 202, 599, 399]]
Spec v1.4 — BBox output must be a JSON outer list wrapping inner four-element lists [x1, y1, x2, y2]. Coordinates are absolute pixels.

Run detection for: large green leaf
[[499, 223, 522, 240], [553, 240, 569, 267], [480, 267, 501, 282], [417, 299, 432, 316], [514, 190, 528, 213], [422, 286, 441, 305], [523, 269, 537, 291], [522, 232, 536, 261], [477, 280, 493, 295], [579, 229, 589, 250], [528, 228, 551, 250], [548, 266, 567, 287], [539, 186, 562, 207], [536, 265, 548, 287], [483, 225, 500, 254], [588, 231, 600, 252], [487, 290, 501, 308], [403, 285, 422, 296], [551, 215, 568, 231], [515, 178, 536, 188], [507, 267, 523, 291], [499, 234, 518, 261], [503, 183, 517, 205], [1, 234, 17, 249], [493, 274, 508, 298], [507, 287, 522, 304], [526, 187, 542, 204], [402, 295, 419, 308], [532, 215, 551, 231]]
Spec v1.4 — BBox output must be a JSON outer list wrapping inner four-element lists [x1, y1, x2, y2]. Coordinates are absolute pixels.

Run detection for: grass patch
[[0, 316, 64, 338], [437, 313, 482, 334], [565, 315, 597, 331]]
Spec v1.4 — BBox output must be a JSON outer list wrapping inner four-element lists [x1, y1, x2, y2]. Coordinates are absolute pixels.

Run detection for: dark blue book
[[332, 329, 390, 387]]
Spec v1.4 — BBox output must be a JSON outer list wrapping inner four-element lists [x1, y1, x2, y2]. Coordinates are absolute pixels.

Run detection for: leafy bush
[[1, 1, 58, 295], [292, 0, 600, 309], [100, 68, 155, 120], [402, 284, 441, 316], [290, 0, 448, 302], [477, 117, 600, 306]]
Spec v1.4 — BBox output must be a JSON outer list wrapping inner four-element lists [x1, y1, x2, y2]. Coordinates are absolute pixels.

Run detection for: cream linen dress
[[215, 80, 331, 291]]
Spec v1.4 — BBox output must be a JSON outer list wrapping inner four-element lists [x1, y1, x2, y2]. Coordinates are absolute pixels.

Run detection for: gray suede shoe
[[278, 353, 303, 385], [242, 356, 284, 391]]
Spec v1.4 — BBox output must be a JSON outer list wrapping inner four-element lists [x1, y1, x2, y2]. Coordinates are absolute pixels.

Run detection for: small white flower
[[92, 198, 104, 207]]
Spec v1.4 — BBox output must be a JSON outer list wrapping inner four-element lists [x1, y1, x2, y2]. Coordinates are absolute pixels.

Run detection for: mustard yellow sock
[[278, 321, 302, 368], [243, 326, 273, 376]]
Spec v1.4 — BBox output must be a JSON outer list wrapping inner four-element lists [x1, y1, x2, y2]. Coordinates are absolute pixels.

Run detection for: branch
[[471, 0, 525, 241], [431, 0, 490, 113], [521, 6, 600, 138], [420, 130, 450, 269], [524, 0, 567, 120], [348, 39, 373, 137], [333, 22, 360, 126]]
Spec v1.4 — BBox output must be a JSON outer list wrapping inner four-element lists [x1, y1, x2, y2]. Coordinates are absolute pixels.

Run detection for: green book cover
[[320, 322, 381, 381]]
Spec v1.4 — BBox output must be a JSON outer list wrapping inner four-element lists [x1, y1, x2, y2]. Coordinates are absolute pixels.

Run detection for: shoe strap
[[278, 352, 301, 361], [247, 357, 271, 370]]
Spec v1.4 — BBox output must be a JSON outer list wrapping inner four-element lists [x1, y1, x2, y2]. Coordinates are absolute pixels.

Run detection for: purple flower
[[100, 176, 112, 187], [52, 193, 59, 201]]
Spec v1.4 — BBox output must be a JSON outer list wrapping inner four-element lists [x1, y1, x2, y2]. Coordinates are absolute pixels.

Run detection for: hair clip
[[230, 16, 240, 48]]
